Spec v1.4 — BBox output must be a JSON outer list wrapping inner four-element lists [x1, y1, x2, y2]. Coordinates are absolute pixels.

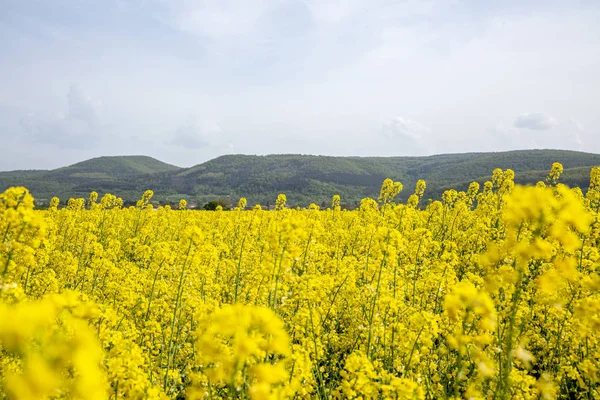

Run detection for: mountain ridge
[[1, 150, 600, 207]]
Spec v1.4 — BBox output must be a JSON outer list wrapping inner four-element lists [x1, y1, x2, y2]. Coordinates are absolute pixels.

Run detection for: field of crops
[[1, 163, 600, 399]]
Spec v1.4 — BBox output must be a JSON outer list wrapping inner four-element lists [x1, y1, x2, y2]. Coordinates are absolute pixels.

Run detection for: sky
[[1, 0, 599, 170]]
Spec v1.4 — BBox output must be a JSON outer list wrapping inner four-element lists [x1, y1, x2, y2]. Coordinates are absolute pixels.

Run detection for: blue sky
[[1, 0, 599, 170]]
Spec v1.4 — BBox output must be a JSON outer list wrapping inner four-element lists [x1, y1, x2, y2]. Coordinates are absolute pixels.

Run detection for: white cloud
[[492, 116, 585, 151], [514, 113, 558, 131], [168, 118, 223, 149], [155, 0, 280, 39], [561, 118, 585, 150], [19, 85, 105, 149], [380, 116, 429, 154], [65, 84, 101, 125], [382, 116, 429, 139], [302, 0, 367, 23], [567, 117, 585, 132]]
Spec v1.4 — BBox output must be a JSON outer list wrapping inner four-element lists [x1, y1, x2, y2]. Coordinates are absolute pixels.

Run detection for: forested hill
[[2, 150, 600, 207], [0, 156, 182, 204]]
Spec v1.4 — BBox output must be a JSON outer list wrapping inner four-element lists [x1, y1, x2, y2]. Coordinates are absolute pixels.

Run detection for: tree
[[203, 198, 232, 211]]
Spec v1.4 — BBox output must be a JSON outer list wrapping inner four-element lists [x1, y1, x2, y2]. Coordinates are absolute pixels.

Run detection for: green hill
[[1, 150, 600, 207], [166, 150, 600, 206], [48, 155, 181, 179], [0, 156, 181, 204]]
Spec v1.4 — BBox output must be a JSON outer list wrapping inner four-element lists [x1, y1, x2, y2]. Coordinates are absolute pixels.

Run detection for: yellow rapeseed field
[[1, 163, 600, 399]]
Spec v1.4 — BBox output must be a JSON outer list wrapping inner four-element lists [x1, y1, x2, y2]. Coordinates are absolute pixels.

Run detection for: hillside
[[1, 150, 600, 207], [166, 150, 600, 206], [0, 156, 181, 204], [48, 155, 181, 179]]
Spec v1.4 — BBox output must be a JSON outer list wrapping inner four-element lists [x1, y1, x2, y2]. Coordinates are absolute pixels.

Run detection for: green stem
[[163, 240, 193, 391]]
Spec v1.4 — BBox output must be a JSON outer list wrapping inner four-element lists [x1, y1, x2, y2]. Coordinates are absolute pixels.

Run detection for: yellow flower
[[1, 162, 599, 399]]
